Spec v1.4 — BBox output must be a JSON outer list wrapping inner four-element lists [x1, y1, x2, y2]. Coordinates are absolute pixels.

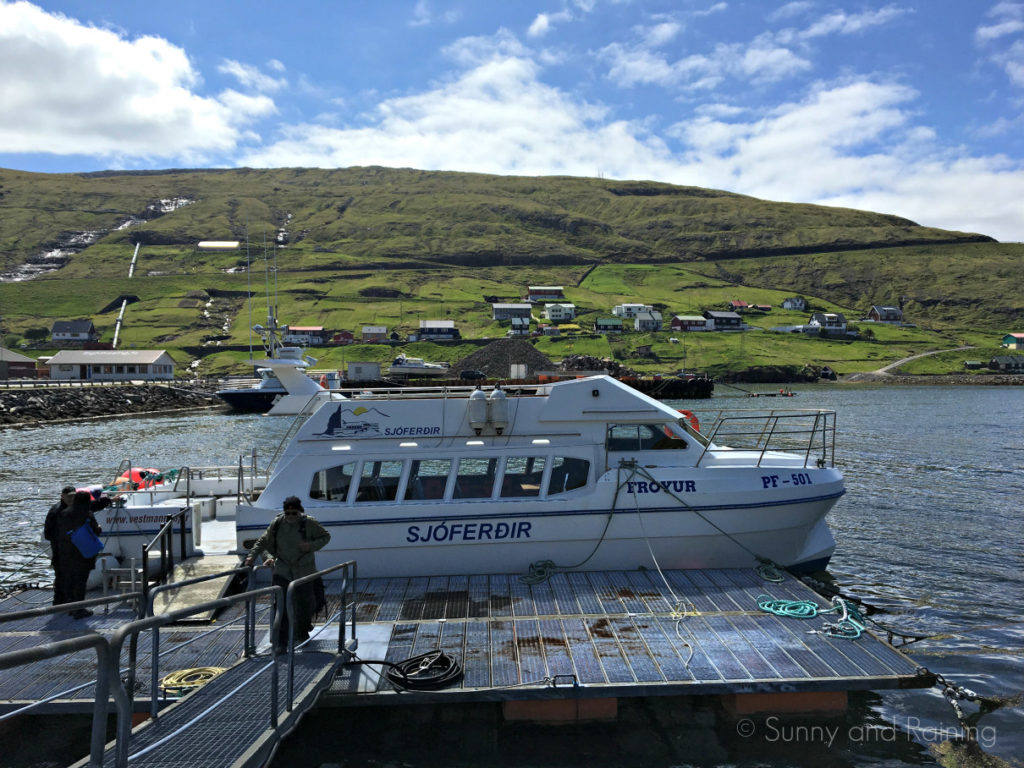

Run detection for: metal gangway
[[0, 561, 357, 768]]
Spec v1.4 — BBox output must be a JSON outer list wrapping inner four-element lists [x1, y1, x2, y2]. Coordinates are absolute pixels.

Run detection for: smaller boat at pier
[[387, 354, 451, 378]]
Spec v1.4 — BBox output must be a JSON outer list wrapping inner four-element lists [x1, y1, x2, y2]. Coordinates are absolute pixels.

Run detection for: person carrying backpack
[[244, 496, 330, 650]]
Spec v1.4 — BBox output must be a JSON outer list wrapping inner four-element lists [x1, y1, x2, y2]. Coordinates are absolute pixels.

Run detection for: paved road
[[872, 345, 975, 374]]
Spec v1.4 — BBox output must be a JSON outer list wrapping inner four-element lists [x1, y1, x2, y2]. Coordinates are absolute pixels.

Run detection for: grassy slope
[[0, 166, 1020, 379]]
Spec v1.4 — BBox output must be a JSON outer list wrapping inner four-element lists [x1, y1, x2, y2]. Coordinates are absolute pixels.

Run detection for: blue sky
[[2, 0, 1024, 241]]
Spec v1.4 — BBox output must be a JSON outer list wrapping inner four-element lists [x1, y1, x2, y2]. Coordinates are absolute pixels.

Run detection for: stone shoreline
[[840, 372, 1024, 385], [0, 384, 222, 427]]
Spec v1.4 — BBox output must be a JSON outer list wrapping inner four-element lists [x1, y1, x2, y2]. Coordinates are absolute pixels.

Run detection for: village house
[[634, 310, 663, 332], [670, 315, 712, 332], [782, 297, 807, 311], [413, 319, 460, 341], [330, 330, 355, 345], [867, 306, 903, 323], [282, 326, 327, 346], [809, 312, 848, 336], [594, 317, 623, 334], [544, 303, 576, 322], [990, 355, 1024, 372], [0, 347, 38, 378], [506, 317, 531, 336], [45, 350, 176, 381], [51, 319, 100, 345], [727, 300, 749, 313], [361, 325, 388, 343], [1002, 333, 1024, 349], [612, 303, 652, 319], [526, 286, 565, 302], [703, 310, 743, 330], [492, 303, 532, 321]]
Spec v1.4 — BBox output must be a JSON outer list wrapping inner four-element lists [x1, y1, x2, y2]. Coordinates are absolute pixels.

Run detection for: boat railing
[[694, 409, 837, 468]]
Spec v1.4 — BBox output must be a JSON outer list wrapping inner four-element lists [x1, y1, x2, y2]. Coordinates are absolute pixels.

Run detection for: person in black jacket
[[43, 488, 105, 618]]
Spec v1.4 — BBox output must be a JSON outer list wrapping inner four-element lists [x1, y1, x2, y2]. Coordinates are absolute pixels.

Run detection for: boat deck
[[0, 567, 931, 767]]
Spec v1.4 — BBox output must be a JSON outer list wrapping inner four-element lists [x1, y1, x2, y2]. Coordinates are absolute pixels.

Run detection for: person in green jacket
[[244, 496, 330, 650]]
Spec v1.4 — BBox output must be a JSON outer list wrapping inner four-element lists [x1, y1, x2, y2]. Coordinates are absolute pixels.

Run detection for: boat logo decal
[[407, 520, 532, 543], [311, 405, 442, 438]]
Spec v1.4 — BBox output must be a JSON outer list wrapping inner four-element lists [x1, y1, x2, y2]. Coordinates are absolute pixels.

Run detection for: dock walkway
[[331, 567, 929, 706], [0, 566, 931, 767]]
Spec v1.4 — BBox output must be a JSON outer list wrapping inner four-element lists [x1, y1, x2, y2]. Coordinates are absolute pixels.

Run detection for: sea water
[[1, 385, 1021, 766]]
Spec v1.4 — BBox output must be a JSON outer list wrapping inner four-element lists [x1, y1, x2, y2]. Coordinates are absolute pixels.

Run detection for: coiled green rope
[[757, 594, 865, 639]]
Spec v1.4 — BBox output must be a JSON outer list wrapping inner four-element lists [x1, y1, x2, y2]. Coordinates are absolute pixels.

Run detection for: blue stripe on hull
[[235, 489, 845, 533]]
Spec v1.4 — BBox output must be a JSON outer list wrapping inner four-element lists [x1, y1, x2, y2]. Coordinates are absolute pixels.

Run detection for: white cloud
[[693, 2, 728, 17], [239, 55, 678, 181], [409, 0, 460, 27], [600, 37, 810, 89], [0, 0, 270, 159], [770, 2, 814, 22], [528, 10, 572, 38], [443, 28, 530, 67], [643, 21, 682, 47], [976, 18, 1024, 41], [976, 3, 1024, 86], [801, 6, 912, 39], [218, 59, 287, 92]]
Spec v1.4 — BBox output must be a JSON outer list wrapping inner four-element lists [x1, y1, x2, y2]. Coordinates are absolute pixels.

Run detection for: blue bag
[[70, 523, 103, 558]]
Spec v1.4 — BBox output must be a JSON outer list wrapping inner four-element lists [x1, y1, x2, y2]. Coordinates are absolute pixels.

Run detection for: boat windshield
[[607, 423, 690, 451]]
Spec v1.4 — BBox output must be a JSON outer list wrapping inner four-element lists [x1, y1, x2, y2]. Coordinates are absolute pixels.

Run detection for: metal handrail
[[282, 560, 357, 711], [140, 510, 189, 612], [108, 585, 285, 768], [0, 632, 114, 765], [694, 409, 837, 468]]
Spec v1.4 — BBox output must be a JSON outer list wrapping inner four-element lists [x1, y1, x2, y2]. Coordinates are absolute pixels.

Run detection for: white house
[[808, 312, 848, 336], [51, 320, 99, 344], [634, 310, 663, 332], [544, 303, 576, 322], [782, 297, 807, 311], [361, 326, 388, 342], [46, 350, 176, 381], [612, 303, 652, 319], [282, 326, 327, 346]]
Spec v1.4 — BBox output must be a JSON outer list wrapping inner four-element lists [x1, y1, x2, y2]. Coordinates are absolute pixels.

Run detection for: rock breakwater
[[0, 384, 220, 427]]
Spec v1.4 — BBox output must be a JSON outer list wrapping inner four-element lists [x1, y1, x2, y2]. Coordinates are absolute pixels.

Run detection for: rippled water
[[2, 385, 1021, 766]]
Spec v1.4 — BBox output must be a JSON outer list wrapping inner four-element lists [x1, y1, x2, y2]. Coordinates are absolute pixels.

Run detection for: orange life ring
[[319, 374, 328, 388], [678, 409, 700, 432]]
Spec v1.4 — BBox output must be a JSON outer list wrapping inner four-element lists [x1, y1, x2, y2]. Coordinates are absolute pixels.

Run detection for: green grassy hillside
[[0, 166, 1020, 380]]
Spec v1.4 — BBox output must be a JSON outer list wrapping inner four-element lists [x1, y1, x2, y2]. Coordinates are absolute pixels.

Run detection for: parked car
[[459, 369, 487, 381]]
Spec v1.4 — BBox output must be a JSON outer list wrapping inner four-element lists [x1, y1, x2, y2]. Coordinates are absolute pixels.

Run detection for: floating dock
[[0, 566, 931, 767]]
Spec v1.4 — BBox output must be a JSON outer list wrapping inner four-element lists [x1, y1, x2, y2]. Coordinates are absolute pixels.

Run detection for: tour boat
[[232, 375, 843, 577]]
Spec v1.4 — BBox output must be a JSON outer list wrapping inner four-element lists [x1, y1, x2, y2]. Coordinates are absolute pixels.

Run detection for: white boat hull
[[236, 467, 841, 578]]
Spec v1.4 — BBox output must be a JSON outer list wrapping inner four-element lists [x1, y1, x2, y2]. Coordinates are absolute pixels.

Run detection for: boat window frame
[[499, 455, 549, 499]]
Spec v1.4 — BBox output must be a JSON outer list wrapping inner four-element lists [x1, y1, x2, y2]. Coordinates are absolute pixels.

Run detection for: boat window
[[308, 462, 356, 502], [500, 456, 546, 498], [606, 423, 686, 451], [548, 457, 590, 495], [355, 460, 404, 503], [404, 459, 452, 501], [453, 457, 498, 499]]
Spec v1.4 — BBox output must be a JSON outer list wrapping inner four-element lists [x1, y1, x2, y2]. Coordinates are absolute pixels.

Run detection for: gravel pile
[[457, 340, 555, 379]]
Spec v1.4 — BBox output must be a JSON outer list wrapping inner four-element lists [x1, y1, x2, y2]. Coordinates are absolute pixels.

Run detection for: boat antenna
[[246, 223, 253, 361]]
